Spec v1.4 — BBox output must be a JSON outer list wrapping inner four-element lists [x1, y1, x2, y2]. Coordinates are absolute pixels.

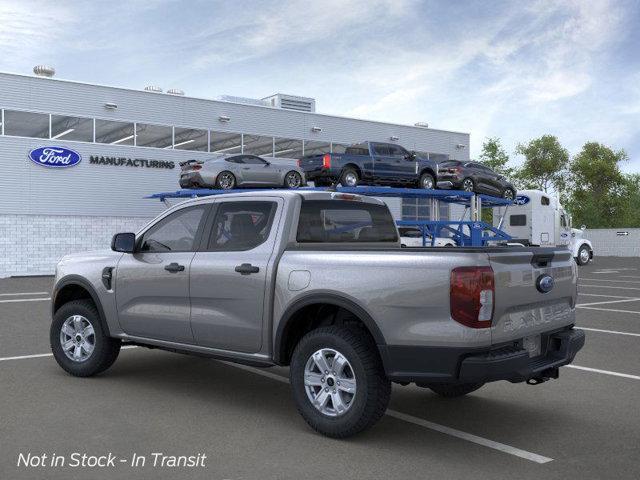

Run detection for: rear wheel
[[427, 382, 484, 398], [576, 245, 591, 265], [419, 172, 435, 190], [290, 326, 391, 438], [50, 300, 121, 377], [215, 171, 236, 190], [340, 168, 359, 187], [461, 178, 475, 192], [502, 187, 515, 200], [284, 171, 303, 189]]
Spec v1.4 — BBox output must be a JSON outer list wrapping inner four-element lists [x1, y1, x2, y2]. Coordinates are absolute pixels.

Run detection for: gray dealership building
[[0, 69, 470, 276]]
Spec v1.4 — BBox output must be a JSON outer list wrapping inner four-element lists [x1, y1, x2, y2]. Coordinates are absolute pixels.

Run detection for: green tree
[[515, 135, 569, 193], [566, 142, 628, 228], [479, 137, 514, 177]]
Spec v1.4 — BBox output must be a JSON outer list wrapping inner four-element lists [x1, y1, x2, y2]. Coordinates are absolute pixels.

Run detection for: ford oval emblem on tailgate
[[28, 146, 82, 168], [536, 274, 555, 293]]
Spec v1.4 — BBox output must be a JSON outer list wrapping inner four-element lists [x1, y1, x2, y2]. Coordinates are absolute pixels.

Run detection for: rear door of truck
[[487, 248, 576, 356]]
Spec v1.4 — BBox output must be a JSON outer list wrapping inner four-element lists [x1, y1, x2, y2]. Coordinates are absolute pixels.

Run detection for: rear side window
[[345, 145, 370, 155], [208, 201, 277, 251], [297, 200, 398, 243], [510, 214, 527, 226], [541, 196, 550, 205]]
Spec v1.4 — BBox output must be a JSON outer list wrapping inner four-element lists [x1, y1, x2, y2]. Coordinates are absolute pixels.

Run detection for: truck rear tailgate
[[488, 248, 576, 348]]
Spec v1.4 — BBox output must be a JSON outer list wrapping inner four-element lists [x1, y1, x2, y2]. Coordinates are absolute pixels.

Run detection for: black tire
[[340, 168, 359, 187], [502, 187, 516, 200], [290, 326, 391, 438], [50, 300, 121, 377], [284, 171, 303, 189], [419, 172, 435, 190], [215, 171, 236, 190], [576, 245, 591, 266], [427, 382, 484, 398], [461, 178, 475, 192]]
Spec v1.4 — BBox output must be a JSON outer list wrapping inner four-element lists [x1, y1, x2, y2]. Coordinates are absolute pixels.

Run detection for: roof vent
[[262, 93, 316, 112], [414, 122, 429, 128], [33, 65, 55, 78], [144, 85, 163, 93], [167, 88, 185, 96]]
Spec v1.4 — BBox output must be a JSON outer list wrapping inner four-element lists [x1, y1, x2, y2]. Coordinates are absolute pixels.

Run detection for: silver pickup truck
[[50, 190, 584, 438]]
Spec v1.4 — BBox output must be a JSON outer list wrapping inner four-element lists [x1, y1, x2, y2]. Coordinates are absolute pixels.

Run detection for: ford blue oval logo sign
[[536, 274, 555, 294], [28, 146, 82, 168], [514, 195, 530, 205]]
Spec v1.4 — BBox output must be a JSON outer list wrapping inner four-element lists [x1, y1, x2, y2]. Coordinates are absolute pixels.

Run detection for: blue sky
[[1, 0, 639, 171]]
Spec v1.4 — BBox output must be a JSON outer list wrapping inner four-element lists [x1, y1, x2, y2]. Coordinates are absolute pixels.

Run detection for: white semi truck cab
[[494, 189, 594, 265]]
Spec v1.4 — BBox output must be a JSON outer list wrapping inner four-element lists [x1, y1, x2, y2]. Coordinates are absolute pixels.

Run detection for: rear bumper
[[380, 327, 585, 384], [179, 172, 208, 188], [304, 167, 337, 182]]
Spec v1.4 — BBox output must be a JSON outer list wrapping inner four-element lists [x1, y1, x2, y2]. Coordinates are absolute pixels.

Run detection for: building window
[[95, 119, 135, 145], [135, 123, 173, 148], [303, 140, 331, 156], [273, 137, 303, 159], [50, 115, 94, 142], [173, 127, 208, 151], [210, 131, 242, 154], [3, 110, 50, 139], [243, 134, 274, 156]]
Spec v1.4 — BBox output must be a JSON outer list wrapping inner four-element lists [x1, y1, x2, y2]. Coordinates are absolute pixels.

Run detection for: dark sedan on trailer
[[179, 154, 306, 190], [436, 160, 516, 199]]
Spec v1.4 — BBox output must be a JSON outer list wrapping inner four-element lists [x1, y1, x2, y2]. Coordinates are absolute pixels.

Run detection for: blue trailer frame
[[147, 186, 513, 247]]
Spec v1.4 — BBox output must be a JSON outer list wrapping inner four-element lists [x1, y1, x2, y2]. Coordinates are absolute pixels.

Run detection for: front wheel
[[502, 187, 516, 200], [284, 171, 303, 189], [419, 172, 435, 189], [290, 326, 391, 438], [427, 382, 484, 398], [461, 178, 475, 192], [576, 245, 591, 266], [50, 300, 121, 377]]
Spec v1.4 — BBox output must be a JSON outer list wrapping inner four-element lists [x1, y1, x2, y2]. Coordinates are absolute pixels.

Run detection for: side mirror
[[111, 232, 136, 253], [264, 161, 271, 166], [581, 225, 586, 230]]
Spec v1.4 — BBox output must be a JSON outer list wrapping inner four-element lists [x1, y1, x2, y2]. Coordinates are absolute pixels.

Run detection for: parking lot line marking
[[580, 327, 640, 338], [577, 298, 640, 307], [567, 365, 640, 381], [577, 305, 640, 314], [580, 278, 640, 285], [224, 362, 553, 464], [0, 292, 50, 297], [578, 293, 637, 299], [0, 297, 51, 304], [579, 284, 640, 291]]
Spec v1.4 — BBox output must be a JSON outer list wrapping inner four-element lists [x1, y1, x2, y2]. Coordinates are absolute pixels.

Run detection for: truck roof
[[174, 189, 388, 208]]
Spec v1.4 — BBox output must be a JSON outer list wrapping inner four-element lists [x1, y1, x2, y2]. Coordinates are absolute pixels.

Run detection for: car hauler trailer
[[493, 189, 594, 265]]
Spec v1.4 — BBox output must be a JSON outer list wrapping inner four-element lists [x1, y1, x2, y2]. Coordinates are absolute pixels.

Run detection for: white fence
[[583, 228, 640, 257]]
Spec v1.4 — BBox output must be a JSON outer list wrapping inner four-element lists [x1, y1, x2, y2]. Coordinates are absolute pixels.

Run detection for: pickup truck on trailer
[[299, 141, 439, 189], [50, 190, 584, 438]]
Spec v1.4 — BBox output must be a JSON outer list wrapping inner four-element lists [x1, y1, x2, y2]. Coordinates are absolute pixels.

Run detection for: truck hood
[[58, 249, 121, 265]]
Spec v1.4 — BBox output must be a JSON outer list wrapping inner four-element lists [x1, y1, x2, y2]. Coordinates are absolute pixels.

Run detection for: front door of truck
[[115, 205, 209, 343], [371, 143, 394, 183], [189, 197, 282, 353]]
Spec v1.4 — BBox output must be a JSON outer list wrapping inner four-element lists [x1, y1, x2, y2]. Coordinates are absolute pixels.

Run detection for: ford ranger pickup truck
[[50, 190, 584, 438], [298, 142, 439, 189]]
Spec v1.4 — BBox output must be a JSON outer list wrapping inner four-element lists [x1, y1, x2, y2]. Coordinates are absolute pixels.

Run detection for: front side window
[[297, 200, 398, 243], [241, 155, 268, 165], [372, 144, 390, 156], [208, 201, 277, 251], [541, 196, 550, 206], [388, 145, 408, 157], [510, 214, 527, 226], [139, 206, 207, 252]]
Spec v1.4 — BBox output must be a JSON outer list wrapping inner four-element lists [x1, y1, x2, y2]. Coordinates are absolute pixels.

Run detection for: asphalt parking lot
[[1, 257, 639, 480]]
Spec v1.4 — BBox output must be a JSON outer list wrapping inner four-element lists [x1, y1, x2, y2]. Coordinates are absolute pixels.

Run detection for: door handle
[[164, 262, 185, 273], [242, 167, 251, 170], [235, 263, 260, 275]]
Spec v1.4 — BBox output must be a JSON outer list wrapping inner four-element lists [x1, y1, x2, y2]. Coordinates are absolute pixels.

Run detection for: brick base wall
[[0, 215, 153, 277]]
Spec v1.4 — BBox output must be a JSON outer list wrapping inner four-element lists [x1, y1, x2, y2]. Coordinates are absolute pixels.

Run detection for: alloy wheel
[[421, 175, 434, 189], [503, 189, 514, 200], [286, 172, 302, 188], [304, 348, 357, 417], [580, 248, 590, 264], [218, 172, 235, 189], [344, 172, 358, 187], [462, 179, 474, 192], [59, 315, 95, 362]]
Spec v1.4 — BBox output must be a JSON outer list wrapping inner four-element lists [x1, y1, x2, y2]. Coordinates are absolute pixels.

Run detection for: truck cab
[[494, 189, 593, 265]]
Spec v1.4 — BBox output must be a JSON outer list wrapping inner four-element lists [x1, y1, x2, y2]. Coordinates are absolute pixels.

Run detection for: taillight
[[450, 266, 494, 328], [297, 159, 302, 167], [322, 154, 331, 169]]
